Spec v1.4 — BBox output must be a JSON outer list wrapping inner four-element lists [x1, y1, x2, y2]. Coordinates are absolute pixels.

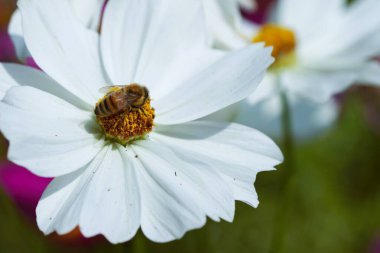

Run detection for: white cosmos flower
[[8, 0, 105, 61], [0, 0, 282, 243], [206, 0, 380, 139]]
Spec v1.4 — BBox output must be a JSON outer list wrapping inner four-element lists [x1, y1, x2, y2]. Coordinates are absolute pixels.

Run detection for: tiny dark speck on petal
[[175, 172, 177, 176], [135, 155, 138, 158], [107, 188, 111, 192]]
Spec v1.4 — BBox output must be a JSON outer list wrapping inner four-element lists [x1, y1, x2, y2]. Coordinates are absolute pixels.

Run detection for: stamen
[[252, 24, 296, 59], [96, 98, 155, 145]]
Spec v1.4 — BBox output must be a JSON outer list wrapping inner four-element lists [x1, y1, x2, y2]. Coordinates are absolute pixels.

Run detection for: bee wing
[[98, 85, 126, 94], [125, 92, 141, 103]]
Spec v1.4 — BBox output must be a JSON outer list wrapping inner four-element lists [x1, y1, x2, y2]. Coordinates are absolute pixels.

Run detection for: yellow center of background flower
[[96, 98, 155, 145], [252, 24, 296, 59]]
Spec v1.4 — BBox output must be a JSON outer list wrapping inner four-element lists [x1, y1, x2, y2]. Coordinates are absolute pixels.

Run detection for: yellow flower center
[[95, 86, 155, 145], [252, 24, 296, 63]]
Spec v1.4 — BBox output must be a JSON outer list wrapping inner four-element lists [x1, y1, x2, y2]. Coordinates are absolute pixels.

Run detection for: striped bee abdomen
[[95, 95, 119, 117]]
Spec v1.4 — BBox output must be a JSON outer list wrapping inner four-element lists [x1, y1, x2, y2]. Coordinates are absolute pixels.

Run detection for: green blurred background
[[1, 0, 380, 252]]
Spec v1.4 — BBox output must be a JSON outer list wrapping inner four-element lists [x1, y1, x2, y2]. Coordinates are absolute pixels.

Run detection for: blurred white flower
[[0, 0, 281, 243], [8, 0, 105, 61], [206, 0, 380, 139]]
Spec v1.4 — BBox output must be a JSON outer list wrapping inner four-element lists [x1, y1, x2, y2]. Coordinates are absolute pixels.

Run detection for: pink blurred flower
[[0, 161, 52, 219], [0, 162, 103, 245]]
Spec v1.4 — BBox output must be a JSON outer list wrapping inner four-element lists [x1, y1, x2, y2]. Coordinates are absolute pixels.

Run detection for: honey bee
[[94, 83, 149, 117]]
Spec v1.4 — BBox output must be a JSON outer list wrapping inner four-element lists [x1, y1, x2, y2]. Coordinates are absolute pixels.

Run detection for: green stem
[[269, 90, 296, 253], [281, 91, 295, 173]]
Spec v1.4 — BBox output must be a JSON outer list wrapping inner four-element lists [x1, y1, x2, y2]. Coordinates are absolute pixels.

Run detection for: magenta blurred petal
[[0, 162, 52, 219]]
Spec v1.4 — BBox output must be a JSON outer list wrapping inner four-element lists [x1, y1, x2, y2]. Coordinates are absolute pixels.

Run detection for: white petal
[[9, 0, 105, 62], [152, 121, 283, 206], [153, 121, 282, 172], [297, 0, 380, 61], [149, 48, 226, 101], [135, 140, 235, 223], [277, 0, 345, 46], [337, 0, 380, 57], [0, 65, 17, 100], [238, 0, 256, 10], [37, 167, 87, 235], [203, 0, 249, 50], [0, 63, 90, 109], [247, 72, 278, 104], [235, 93, 339, 140], [37, 148, 106, 235], [0, 86, 102, 177], [37, 146, 141, 243], [100, 0, 156, 84], [281, 68, 358, 103], [150, 133, 259, 208], [79, 146, 140, 243], [18, 0, 108, 105], [131, 143, 209, 242], [205, 102, 241, 122], [69, 0, 104, 30], [357, 61, 380, 86], [101, 0, 210, 85], [205, 73, 277, 123], [239, 19, 259, 41], [330, 0, 380, 59], [335, 28, 380, 61], [154, 44, 273, 125], [8, 9, 30, 61]]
